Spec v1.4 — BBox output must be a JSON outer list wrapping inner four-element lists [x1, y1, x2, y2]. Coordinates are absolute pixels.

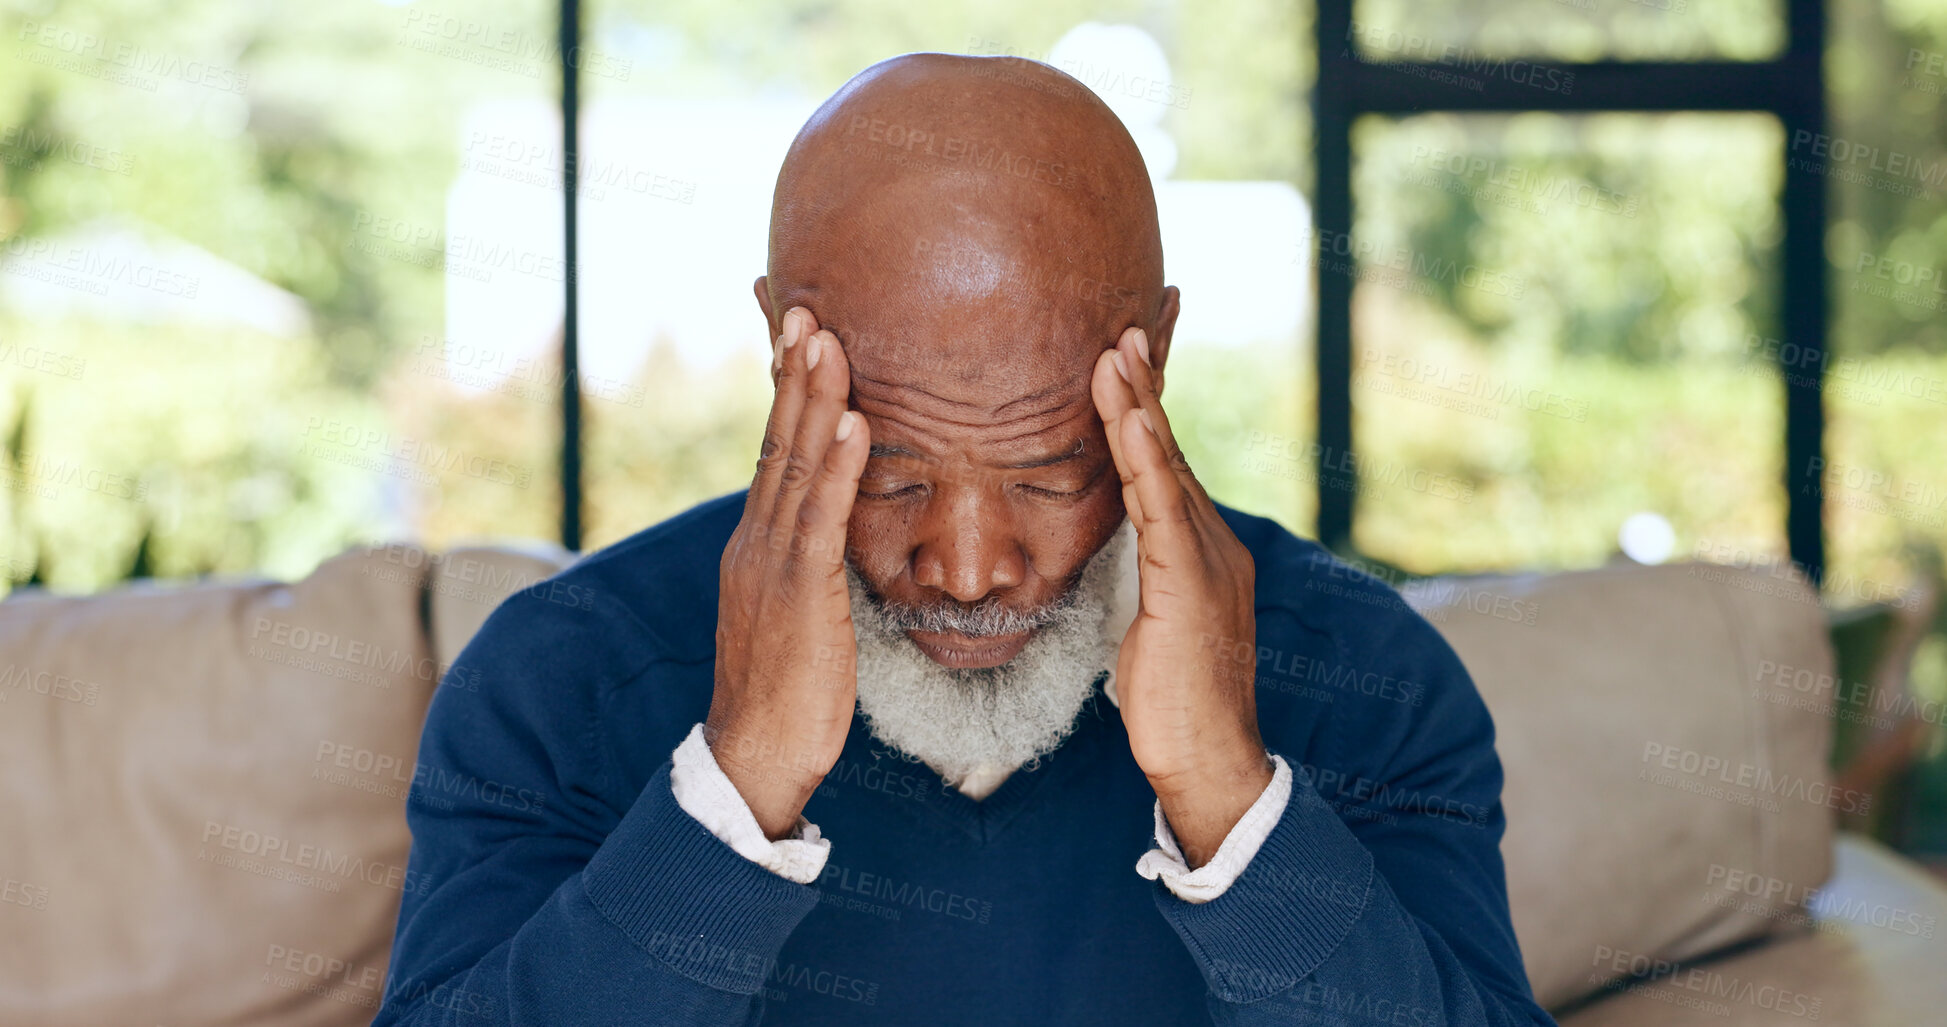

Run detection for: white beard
[[845, 519, 1139, 797]]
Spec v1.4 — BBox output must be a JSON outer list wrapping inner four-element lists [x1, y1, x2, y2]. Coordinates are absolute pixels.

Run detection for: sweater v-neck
[[834, 676, 1118, 846]]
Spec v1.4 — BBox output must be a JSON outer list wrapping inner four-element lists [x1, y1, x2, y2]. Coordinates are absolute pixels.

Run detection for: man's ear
[[1150, 285, 1181, 397], [753, 275, 777, 340]]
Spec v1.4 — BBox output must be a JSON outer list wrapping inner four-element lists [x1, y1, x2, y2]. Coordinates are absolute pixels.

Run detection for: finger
[[1115, 327, 1216, 513], [769, 327, 853, 540], [1091, 344, 1145, 527], [1118, 403, 1200, 555], [792, 409, 869, 580], [750, 307, 815, 510], [770, 306, 810, 385]]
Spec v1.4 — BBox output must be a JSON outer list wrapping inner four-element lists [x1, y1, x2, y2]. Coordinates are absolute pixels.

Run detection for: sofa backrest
[[1405, 560, 1837, 1009], [0, 545, 445, 1026], [0, 545, 1837, 1023]]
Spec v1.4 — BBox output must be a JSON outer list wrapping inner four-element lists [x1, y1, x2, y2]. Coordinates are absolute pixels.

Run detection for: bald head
[[756, 52, 1182, 645], [759, 52, 1174, 409]]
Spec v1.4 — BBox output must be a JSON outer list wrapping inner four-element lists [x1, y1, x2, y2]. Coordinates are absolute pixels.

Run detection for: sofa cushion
[[423, 543, 578, 669], [1555, 833, 1947, 1025], [0, 546, 441, 1027], [1405, 560, 1839, 1010]]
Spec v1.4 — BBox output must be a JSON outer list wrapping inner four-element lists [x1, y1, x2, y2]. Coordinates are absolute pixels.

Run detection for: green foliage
[[0, 0, 1942, 612]]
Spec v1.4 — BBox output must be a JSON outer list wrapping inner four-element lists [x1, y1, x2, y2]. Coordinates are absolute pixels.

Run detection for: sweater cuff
[[581, 759, 822, 994], [1149, 757, 1376, 1004], [1135, 754, 1293, 903], [670, 722, 830, 884]]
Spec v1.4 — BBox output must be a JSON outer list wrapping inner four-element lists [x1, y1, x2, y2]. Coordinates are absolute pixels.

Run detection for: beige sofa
[[1, 542, 1943, 1025]]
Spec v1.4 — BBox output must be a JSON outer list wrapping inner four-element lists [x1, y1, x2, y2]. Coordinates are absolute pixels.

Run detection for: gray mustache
[[868, 591, 1074, 638]]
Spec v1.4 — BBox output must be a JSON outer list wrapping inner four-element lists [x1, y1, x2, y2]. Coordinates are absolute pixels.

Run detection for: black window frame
[[550, 2, 1829, 580], [1311, 0, 1828, 579]]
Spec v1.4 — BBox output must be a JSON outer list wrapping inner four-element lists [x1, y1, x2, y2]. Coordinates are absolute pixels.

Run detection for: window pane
[[1347, 0, 1785, 63], [579, 0, 1316, 548], [1349, 111, 1786, 572], [1819, 0, 1947, 611], [0, 0, 562, 590]]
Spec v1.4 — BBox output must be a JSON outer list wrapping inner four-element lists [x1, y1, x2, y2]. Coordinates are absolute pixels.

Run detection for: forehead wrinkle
[[854, 396, 1102, 473], [852, 370, 1093, 432]]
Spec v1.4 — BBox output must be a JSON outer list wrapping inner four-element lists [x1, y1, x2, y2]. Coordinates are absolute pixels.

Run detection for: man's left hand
[[1092, 325, 1274, 870]]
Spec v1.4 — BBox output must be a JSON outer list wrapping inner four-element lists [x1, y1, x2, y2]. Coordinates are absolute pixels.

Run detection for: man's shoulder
[[1214, 501, 1485, 753], [1214, 501, 1428, 646], [476, 490, 745, 668]]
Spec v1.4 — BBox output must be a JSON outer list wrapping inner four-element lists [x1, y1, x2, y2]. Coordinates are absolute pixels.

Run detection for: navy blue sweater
[[375, 492, 1555, 1026]]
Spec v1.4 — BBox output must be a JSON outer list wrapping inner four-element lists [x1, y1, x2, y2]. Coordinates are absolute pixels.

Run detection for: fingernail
[[1136, 409, 1156, 435], [807, 334, 824, 370], [1113, 350, 1131, 383], [1132, 328, 1151, 367], [783, 309, 805, 349], [834, 411, 855, 441]]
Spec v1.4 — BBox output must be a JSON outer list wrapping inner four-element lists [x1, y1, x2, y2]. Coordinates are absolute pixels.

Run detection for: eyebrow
[[868, 439, 1088, 470]]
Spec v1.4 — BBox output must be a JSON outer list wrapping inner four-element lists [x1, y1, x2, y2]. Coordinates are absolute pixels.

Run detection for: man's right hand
[[705, 306, 869, 840]]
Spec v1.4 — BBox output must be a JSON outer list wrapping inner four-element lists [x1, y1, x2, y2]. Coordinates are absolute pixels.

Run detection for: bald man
[[377, 54, 1554, 1027]]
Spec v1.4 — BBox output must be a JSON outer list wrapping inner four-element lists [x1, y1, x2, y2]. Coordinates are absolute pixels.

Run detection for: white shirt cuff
[[1134, 753, 1292, 904], [668, 722, 830, 885]]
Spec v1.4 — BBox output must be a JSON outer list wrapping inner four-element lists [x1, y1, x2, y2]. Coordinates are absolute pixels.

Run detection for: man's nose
[[910, 489, 1025, 603]]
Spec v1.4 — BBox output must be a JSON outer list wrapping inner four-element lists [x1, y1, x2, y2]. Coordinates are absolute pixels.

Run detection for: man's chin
[[905, 628, 1036, 669]]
